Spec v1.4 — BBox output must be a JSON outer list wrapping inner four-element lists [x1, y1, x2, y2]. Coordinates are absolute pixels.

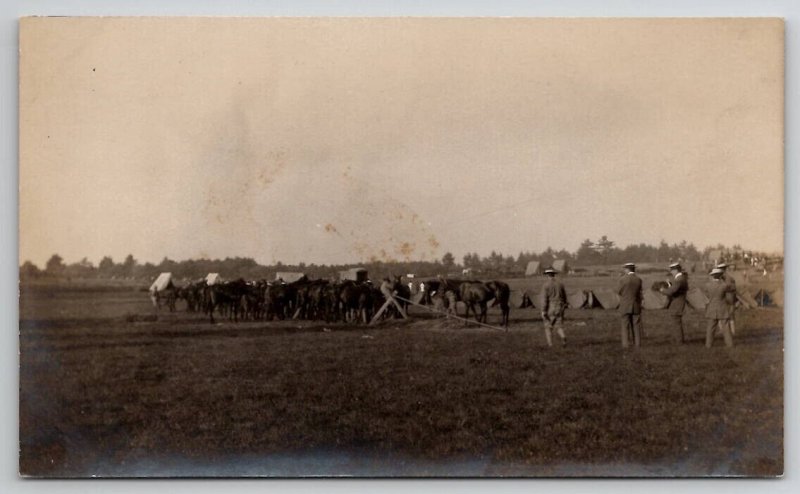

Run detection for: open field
[[19, 280, 783, 477]]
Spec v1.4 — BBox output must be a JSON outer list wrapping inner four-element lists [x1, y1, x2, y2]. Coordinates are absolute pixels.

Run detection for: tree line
[[19, 237, 777, 283]]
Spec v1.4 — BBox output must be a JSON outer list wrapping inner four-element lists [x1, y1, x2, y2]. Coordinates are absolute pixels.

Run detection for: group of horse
[[151, 275, 512, 327]]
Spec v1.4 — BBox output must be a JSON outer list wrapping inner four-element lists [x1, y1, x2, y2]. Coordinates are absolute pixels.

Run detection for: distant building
[[339, 267, 369, 282]]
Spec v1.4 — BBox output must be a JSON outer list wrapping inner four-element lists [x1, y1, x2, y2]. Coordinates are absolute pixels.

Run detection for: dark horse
[[458, 280, 511, 328], [204, 279, 249, 323]]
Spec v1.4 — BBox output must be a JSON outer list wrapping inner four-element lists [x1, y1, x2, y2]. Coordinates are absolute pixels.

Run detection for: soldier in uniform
[[660, 262, 688, 344], [705, 268, 735, 348], [541, 268, 568, 347], [617, 262, 643, 348], [716, 263, 737, 335]]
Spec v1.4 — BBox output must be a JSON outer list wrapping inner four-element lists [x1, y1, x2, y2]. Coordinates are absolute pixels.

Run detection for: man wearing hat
[[705, 268, 735, 347], [659, 262, 688, 344], [541, 268, 568, 347], [716, 263, 737, 335], [617, 263, 643, 348]]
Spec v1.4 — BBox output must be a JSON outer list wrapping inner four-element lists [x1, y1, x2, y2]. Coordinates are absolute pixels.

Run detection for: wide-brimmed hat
[[544, 268, 556, 275], [623, 262, 636, 269], [716, 263, 728, 269], [668, 262, 682, 270], [710, 268, 723, 276]]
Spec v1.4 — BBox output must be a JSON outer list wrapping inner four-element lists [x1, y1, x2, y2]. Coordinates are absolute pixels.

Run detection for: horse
[[485, 280, 511, 327], [459, 281, 493, 325], [151, 287, 177, 312], [458, 280, 511, 328], [204, 279, 248, 323]]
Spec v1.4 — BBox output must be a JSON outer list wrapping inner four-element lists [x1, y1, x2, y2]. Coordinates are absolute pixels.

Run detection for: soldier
[[659, 262, 688, 344], [716, 263, 737, 335], [705, 268, 735, 348], [617, 262, 643, 348], [541, 268, 568, 347]]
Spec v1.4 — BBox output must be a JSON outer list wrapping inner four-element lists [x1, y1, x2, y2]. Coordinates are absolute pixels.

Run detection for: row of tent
[[518, 286, 783, 310]]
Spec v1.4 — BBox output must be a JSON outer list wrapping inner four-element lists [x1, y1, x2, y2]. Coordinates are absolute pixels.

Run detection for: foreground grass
[[19, 293, 782, 477]]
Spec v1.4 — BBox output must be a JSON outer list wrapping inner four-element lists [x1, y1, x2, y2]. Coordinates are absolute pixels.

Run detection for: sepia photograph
[[18, 17, 784, 477]]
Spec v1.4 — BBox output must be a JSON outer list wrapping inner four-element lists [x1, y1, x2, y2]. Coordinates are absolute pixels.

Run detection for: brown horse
[[458, 280, 511, 327], [486, 280, 511, 327]]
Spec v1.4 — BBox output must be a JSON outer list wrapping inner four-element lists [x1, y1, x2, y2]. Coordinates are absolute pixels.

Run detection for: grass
[[18, 283, 783, 477]]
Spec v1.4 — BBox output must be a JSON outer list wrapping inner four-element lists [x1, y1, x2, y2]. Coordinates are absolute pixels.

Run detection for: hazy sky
[[20, 18, 784, 267]]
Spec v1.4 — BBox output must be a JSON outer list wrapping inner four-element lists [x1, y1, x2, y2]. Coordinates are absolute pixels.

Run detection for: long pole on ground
[[391, 294, 507, 332]]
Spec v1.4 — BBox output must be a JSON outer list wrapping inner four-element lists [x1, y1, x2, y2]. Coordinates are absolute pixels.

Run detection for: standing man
[[541, 268, 568, 347], [617, 262, 643, 348], [716, 263, 737, 335], [705, 268, 735, 348], [660, 262, 688, 344]]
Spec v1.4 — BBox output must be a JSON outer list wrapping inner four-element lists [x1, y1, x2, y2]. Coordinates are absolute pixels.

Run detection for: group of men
[[539, 262, 738, 348]]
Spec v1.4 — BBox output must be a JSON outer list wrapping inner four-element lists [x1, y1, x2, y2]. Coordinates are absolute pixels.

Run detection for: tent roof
[[552, 259, 568, 272], [686, 287, 709, 310], [149, 272, 173, 292], [643, 290, 669, 310], [588, 288, 619, 309], [525, 261, 541, 276], [567, 290, 587, 309], [276, 272, 306, 283], [205, 273, 221, 285]]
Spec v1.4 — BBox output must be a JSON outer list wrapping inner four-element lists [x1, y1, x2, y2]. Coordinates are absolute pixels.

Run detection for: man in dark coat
[[705, 268, 735, 348], [541, 268, 568, 347], [617, 262, 643, 348], [660, 262, 688, 344]]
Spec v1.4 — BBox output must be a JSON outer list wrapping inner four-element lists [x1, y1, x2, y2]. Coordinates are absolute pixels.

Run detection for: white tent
[[552, 259, 569, 273], [149, 272, 173, 292], [275, 272, 306, 283], [205, 273, 221, 286], [525, 261, 541, 276]]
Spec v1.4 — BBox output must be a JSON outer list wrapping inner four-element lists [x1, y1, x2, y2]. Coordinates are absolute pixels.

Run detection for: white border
[[2, 1, 797, 493]]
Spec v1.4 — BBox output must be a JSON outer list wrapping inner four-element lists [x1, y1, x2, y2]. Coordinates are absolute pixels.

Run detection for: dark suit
[[662, 272, 688, 344], [705, 278, 734, 348], [617, 272, 643, 348]]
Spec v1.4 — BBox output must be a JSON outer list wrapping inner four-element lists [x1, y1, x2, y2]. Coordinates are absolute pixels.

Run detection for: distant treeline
[[19, 238, 777, 283]]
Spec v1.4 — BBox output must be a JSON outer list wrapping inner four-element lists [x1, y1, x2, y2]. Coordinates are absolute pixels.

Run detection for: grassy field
[[19, 280, 783, 477]]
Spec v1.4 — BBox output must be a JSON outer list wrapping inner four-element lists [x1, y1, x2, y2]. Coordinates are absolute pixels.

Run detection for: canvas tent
[[643, 289, 670, 310], [275, 272, 306, 283], [339, 267, 369, 282], [513, 290, 536, 309], [552, 259, 569, 273], [149, 272, 173, 292], [567, 290, 588, 309], [587, 288, 619, 309], [753, 289, 782, 307], [736, 291, 758, 309], [205, 273, 221, 286], [686, 287, 709, 310], [525, 261, 542, 277]]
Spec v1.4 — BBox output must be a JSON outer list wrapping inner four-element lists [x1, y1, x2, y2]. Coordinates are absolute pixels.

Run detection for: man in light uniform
[[705, 268, 735, 348], [716, 263, 737, 335], [541, 268, 568, 347], [617, 262, 643, 348], [660, 262, 688, 344]]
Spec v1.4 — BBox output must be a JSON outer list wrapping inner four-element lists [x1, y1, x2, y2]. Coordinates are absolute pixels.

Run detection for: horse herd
[[151, 276, 512, 327]]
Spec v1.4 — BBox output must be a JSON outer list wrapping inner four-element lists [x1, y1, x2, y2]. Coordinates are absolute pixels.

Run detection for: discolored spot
[[397, 242, 415, 259]]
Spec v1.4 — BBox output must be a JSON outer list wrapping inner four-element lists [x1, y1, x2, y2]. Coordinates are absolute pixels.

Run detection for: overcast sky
[[19, 17, 784, 267]]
